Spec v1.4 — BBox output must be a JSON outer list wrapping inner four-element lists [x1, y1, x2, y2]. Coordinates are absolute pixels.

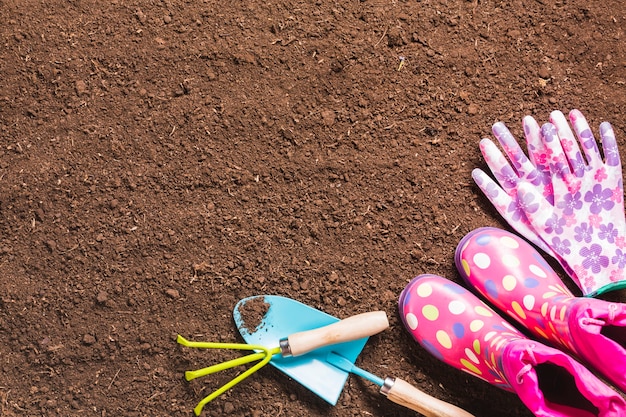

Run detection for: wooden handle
[[284, 311, 389, 357], [384, 378, 476, 417]]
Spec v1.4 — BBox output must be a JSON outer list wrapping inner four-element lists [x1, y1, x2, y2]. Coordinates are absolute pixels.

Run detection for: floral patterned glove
[[517, 110, 626, 296], [472, 116, 559, 259]]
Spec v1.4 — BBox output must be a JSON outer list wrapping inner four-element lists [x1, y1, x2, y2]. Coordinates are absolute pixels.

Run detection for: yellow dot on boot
[[422, 305, 439, 321], [512, 301, 526, 319], [470, 319, 484, 332], [436, 330, 452, 349], [474, 306, 493, 317], [502, 275, 517, 291], [460, 358, 482, 375], [473, 339, 481, 354], [460, 259, 471, 277]]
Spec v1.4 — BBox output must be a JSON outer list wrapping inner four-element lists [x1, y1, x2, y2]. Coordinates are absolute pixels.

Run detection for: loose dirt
[[236, 296, 270, 335], [1, 1, 625, 416]]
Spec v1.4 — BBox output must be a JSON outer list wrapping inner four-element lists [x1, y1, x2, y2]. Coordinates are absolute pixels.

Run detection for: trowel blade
[[234, 295, 368, 405]]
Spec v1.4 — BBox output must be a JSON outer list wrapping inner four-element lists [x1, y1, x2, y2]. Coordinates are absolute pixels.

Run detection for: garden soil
[[1, 1, 625, 416]]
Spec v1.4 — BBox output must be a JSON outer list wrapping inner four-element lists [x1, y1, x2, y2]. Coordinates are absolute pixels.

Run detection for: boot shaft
[[399, 274, 524, 390], [399, 274, 626, 417], [456, 227, 626, 393], [456, 227, 578, 349]]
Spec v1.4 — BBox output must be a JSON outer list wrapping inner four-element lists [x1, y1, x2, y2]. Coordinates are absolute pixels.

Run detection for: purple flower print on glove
[[472, 116, 559, 259], [474, 109, 626, 296], [516, 110, 626, 296]]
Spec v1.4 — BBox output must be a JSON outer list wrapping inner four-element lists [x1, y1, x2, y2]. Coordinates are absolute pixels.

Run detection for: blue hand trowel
[[234, 295, 388, 405], [235, 297, 475, 417], [178, 295, 388, 415]]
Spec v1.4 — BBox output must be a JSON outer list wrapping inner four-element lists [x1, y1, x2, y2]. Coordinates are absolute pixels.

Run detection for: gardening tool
[[327, 351, 476, 417], [233, 295, 388, 403], [179, 295, 389, 415]]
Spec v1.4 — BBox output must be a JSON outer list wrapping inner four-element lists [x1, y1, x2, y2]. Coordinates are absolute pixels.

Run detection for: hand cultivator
[[179, 295, 475, 416]]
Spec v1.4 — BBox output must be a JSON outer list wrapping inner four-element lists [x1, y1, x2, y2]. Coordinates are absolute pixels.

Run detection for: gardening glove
[[518, 110, 626, 296], [472, 115, 566, 270], [473, 109, 626, 297]]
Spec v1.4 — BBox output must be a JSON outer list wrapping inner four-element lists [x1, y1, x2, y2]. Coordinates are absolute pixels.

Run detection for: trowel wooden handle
[[280, 311, 389, 357], [382, 378, 476, 417]]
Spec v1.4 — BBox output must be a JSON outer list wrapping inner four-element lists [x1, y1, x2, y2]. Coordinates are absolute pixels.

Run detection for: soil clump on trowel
[[236, 296, 270, 334]]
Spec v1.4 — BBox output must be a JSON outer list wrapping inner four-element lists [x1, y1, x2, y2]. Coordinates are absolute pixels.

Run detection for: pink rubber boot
[[398, 274, 626, 417], [456, 227, 626, 394]]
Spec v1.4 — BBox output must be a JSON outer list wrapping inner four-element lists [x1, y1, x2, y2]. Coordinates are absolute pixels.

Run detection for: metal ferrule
[[279, 337, 292, 357], [380, 377, 396, 396]]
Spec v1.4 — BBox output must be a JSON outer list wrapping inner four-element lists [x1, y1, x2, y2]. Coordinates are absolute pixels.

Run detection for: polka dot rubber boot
[[456, 227, 626, 394], [398, 274, 626, 417]]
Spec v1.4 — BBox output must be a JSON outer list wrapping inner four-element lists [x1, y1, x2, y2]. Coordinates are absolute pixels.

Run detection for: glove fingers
[[472, 169, 557, 257], [521, 116, 555, 204], [599, 121, 621, 168], [539, 123, 580, 199], [472, 168, 515, 218], [549, 110, 587, 177], [569, 109, 602, 167], [540, 122, 572, 179], [522, 115, 547, 168], [491, 122, 540, 181], [479, 138, 519, 195]]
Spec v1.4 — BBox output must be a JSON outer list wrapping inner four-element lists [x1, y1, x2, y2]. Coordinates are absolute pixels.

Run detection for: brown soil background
[[1, 1, 625, 416]]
